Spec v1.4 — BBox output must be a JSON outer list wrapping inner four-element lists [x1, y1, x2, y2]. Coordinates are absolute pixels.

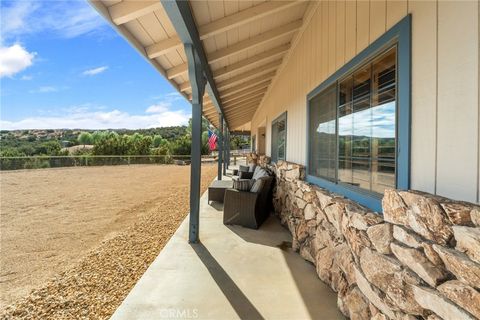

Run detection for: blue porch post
[[185, 44, 205, 243], [218, 113, 223, 180], [161, 0, 230, 243], [223, 120, 227, 175], [227, 130, 231, 167]]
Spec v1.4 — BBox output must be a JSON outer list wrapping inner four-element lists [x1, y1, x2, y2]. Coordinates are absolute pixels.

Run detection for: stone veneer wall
[[265, 160, 480, 320]]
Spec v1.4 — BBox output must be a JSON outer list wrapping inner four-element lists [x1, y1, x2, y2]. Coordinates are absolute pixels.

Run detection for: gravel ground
[[0, 164, 217, 320]]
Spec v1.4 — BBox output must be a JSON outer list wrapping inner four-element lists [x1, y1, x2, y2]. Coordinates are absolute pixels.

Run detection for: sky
[[0, 0, 192, 130]]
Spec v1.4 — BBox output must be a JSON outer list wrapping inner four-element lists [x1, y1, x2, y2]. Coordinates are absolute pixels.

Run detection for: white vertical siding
[[409, 0, 437, 194], [251, 0, 480, 203], [436, 1, 479, 202]]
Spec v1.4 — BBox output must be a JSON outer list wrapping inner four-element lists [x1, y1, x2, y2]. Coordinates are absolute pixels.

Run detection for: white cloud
[[21, 74, 33, 80], [1, 1, 107, 42], [0, 1, 35, 39], [145, 103, 169, 114], [82, 66, 108, 76], [29, 86, 59, 94], [0, 44, 36, 78], [0, 104, 191, 130]]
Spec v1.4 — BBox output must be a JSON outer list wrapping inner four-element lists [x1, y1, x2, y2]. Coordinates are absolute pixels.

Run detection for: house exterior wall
[[268, 160, 480, 319], [250, 0, 480, 204]]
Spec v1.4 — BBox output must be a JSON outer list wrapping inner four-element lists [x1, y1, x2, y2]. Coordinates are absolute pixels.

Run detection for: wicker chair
[[223, 175, 274, 229]]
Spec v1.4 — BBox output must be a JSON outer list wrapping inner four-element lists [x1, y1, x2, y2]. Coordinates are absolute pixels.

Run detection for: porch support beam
[[226, 131, 230, 167], [109, 1, 162, 25], [185, 44, 206, 244], [218, 114, 223, 180], [223, 119, 227, 175], [161, 0, 229, 127]]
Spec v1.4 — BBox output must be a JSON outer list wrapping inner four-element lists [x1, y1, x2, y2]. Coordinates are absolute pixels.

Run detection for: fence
[[0, 154, 247, 171], [1, 155, 192, 171]]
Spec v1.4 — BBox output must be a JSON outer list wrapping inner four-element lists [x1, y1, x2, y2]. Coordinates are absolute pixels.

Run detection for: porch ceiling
[[90, 0, 316, 130]]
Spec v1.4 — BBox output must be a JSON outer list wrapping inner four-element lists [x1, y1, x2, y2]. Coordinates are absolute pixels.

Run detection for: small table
[[208, 180, 233, 203]]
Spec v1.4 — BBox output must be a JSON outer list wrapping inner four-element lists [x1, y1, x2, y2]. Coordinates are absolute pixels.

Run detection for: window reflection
[[277, 119, 286, 160], [309, 84, 336, 181], [272, 113, 287, 162], [309, 46, 397, 196]]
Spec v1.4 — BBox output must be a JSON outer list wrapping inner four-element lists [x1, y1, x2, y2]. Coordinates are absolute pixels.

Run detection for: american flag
[[207, 129, 218, 151]]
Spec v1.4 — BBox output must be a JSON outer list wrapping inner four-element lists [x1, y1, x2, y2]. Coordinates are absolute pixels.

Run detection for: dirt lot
[[0, 164, 217, 316]]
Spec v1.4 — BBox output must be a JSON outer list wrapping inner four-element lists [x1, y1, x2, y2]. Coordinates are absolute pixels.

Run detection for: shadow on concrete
[[191, 242, 265, 320], [226, 215, 290, 248], [226, 214, 344, 320], [208, 201, 224, 212]]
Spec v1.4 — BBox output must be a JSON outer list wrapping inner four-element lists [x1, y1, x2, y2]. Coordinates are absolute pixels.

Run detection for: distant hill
[[0, 127, 188, 145], [0, 126, 189, 156]]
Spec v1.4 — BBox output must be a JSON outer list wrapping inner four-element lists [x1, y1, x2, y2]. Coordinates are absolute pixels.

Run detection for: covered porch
[[110, 174, 342, 320], [89, 1, 480, 319]]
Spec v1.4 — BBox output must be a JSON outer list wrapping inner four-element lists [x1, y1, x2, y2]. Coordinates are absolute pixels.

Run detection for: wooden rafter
[[198, 1, 302, 40], [109, 1, 162, 25], [205, 100, 259, 118], [229, 113, 256, 126], [166, 43, 289, 80], [167, 62, 188, 79], [216, 62, 280, 91], [213, 44, 290, 80], [205, 98, 260, 118], [146, 36, 183, 59], [224, 105, 260, 117], [229, 114, 256, 127], [256, 1, 320, 117], [220, 80, 271, 99], [207, 19, 303, 64], [222, 87, 267, 105], [224, 95, 264, 110], [179, 81, 191, 92]]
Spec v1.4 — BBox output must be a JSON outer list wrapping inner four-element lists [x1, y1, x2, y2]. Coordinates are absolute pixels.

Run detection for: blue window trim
[[305, 15, 411, 213], [271, 111, 288, 163]]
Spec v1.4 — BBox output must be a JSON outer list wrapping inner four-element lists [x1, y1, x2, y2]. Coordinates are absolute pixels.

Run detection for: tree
[[153, 134, 171, 148], [78, 132, 93, 146], [170, 135, 191, 155], [230, 134, 249, 150], [92, 131, 106, 144], [34, 141, 63, 156], [92, 131, 125, 155], [128, 135, 152, 155], [187, 117, 210, 137]]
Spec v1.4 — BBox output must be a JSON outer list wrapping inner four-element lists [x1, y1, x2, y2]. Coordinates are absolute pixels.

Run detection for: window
[[306, 15, 410, 212], [271, 112, 287, 162], [252, 135, 256, 152]]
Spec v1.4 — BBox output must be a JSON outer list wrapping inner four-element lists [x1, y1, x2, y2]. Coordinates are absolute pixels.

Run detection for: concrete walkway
[[111, 178, 343, 320]]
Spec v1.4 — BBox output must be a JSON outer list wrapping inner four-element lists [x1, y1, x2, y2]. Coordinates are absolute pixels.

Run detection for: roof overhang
[[88, 0, 317, 131]]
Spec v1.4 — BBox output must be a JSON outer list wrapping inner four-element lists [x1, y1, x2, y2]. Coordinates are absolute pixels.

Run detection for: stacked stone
[[271, 160, 480, 320], [246, 153, 258, 164]]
